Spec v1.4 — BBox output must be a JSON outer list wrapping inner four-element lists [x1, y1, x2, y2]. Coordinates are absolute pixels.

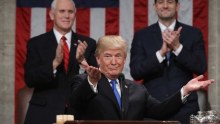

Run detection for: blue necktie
[[166, 52, 171, 66], [164, 28, 171, 66], [110, 80, 121, 109]]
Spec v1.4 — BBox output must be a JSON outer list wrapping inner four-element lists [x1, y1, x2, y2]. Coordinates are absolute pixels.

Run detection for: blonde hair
[[95, 35, 128, 57]]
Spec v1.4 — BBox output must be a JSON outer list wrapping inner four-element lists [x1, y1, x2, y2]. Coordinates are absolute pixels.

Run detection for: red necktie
[[61, 36, 69, 73]]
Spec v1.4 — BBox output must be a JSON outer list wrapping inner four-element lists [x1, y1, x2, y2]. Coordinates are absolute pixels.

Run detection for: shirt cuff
[[172, 44, 183, 56], [87, 77, 98, 93], [79, 64, 86, 74], [180, 87, 189, 104], [156, 51, 166, 63]]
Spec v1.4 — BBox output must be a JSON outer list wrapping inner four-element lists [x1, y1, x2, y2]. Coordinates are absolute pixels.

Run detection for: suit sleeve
[[144, 90, 183, 120], [130, 31, 165, 80], [84, 38, 98, 67], [174, 28, 207, 75], [24, 38, 56, 88], [69, 74, 97, 118]]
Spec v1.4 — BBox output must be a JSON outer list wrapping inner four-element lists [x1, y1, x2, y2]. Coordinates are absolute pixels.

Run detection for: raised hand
[[76, 40, 89, 69], [76, 40, 87, 63], [53, 40, 64, 70], [183, 75, 214, 96], [159, 40, 171, 57], [86, 66, 101, 85], [163, 27, 182, 51]]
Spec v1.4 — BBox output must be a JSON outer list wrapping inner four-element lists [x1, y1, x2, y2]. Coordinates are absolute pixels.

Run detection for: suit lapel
[[98, 76, 122, 114], [153, 23, 163, 50], [47, 30, 60, 65], [68, 32, 79, 75], [121, 80, 129, 119]]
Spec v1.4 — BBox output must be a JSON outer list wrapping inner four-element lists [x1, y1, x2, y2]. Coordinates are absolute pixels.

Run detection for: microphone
[[118, 73, 125, 82], [118, 73, 125, 95], [118, 73, 125, 119]]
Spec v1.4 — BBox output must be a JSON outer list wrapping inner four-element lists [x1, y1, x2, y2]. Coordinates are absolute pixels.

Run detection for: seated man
[[70, 35, 213, 120]]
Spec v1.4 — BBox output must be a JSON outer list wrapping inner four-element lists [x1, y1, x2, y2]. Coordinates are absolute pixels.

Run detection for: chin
[[110, 73, 120, 77]]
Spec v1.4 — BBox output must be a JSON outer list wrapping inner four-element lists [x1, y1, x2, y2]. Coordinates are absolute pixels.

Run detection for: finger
[[82, 41, 88, 47], [195, 75, 204, 81], [163, 31, 173, 39], [205, 79, 215, 84], [87, 67, 92, 74], [92, 67, 100, 74], [168, 33, 176, 40], [164, 29, 169, 34], [163, 34, 172, 44], [59, 39, 64, 47], [164, 29, 172, 34], [77, 46, 84, 52], [177, 27, 182, 34], [162, 32, 169, 40], [77, 40, 84, 47], [201, 79, 214, 88], [89, 67, 100, 77], [57, 43, 63, 54], [169, 27, 181, 37], [78, 41, 87, 50], [77, 44, 86, 54], [78, 40, 82, 44]]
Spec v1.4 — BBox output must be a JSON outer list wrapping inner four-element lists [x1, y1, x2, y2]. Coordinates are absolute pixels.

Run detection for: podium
[[64, 120, 180, 124]]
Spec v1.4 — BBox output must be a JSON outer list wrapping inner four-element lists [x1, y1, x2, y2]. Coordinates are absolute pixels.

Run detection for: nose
[[163, 1, 168, 8], [64, 11, 69, 18], [111, 57, 116, 65]]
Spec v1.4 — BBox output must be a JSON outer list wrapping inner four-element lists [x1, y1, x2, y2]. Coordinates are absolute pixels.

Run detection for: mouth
[[109, 68, 119, 71], [62, 20, 70, 23], [161, 9, 170, 13]]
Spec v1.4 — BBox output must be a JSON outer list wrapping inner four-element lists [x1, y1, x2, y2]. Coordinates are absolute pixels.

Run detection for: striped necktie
[[61, 36, 69, 73]]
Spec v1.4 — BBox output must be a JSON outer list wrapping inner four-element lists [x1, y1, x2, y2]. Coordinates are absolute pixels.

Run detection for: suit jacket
[[130, 21, 207, 123], [70, 74, 183, 120], [24, 30, 97, 124]]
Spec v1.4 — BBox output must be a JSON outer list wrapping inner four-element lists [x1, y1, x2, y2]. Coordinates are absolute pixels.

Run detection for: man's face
[[154, 0, 179, 21], [50, 0, 76, 34], [97, 48, 126, 79]]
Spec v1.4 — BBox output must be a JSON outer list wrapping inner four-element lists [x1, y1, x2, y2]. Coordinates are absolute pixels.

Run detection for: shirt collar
[[53, 28, 72, 46], [107, 78, 119, 84], [158, 20, 176, 32]]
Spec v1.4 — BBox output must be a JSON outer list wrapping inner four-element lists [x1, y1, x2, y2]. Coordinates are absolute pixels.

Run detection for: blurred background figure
[[23, 0, 97, 123], [130, 0, 207, 123]]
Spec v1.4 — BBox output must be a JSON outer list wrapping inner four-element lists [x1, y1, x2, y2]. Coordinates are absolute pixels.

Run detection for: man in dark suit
[[24, 0, 97, 123], [130, 0, 207, 123], [70, 35, 213, 121]]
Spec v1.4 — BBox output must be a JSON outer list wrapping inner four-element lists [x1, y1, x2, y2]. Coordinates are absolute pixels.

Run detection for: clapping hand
[[76, 40, 89, 69], [162, 27, 182, 51]]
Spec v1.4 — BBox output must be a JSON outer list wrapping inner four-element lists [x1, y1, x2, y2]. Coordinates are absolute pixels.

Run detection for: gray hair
[[51, 0, 76, 9]]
